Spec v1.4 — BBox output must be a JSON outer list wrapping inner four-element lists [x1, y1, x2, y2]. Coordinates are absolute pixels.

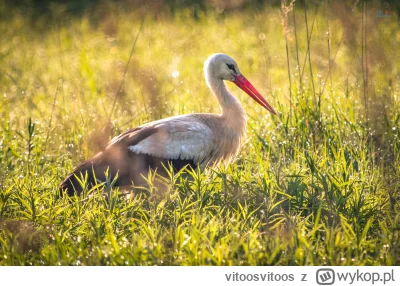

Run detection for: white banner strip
[[0, 266, 398, 286]]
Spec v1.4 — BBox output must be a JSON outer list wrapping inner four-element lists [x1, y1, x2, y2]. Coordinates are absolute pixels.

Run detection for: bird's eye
[[226, 63, 235, 71]]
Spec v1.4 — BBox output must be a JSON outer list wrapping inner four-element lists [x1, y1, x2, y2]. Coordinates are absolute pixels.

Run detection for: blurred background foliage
[[2, 0, 400, 19]]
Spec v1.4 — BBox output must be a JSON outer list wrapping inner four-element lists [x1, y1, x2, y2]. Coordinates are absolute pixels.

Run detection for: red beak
[[233, 74, 276, 115]]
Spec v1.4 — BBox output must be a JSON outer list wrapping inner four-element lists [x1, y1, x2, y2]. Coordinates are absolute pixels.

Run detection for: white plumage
[[126, 116, 215, 165]]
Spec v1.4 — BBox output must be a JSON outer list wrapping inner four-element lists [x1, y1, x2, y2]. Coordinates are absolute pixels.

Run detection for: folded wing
[[110, 115, 216, 165], [60, 115, 216, 195]]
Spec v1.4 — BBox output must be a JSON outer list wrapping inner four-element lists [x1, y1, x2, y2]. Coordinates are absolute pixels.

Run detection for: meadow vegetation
[[0, 0, 399, 265]]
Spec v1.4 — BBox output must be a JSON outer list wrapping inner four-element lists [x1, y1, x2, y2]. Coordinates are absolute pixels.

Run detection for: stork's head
[[204, 53, 240, 82], [204, 53, 276, 115]]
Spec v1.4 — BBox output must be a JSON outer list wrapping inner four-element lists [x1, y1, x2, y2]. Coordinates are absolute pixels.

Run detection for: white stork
[[60, 53, 276, 195]]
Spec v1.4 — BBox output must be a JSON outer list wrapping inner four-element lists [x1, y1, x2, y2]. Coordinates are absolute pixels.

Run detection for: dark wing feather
[[107, 126, 154, 146]]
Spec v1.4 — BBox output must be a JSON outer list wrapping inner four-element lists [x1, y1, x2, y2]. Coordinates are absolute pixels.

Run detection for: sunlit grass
[[0, 2, 399, 265]]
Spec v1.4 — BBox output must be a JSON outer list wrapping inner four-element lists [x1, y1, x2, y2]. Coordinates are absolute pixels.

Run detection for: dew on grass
[[172, 71, 179, 78]]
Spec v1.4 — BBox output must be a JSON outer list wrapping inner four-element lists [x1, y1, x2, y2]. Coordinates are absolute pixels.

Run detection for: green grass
[[0, 1, 399, 265]]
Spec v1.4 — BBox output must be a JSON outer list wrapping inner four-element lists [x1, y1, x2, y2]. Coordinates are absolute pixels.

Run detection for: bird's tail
[[59, 146, 132, 196], [59, 157, 102, 196]]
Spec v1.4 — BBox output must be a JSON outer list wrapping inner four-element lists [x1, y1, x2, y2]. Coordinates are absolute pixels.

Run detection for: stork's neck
[[207, 77, 247, 134]]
